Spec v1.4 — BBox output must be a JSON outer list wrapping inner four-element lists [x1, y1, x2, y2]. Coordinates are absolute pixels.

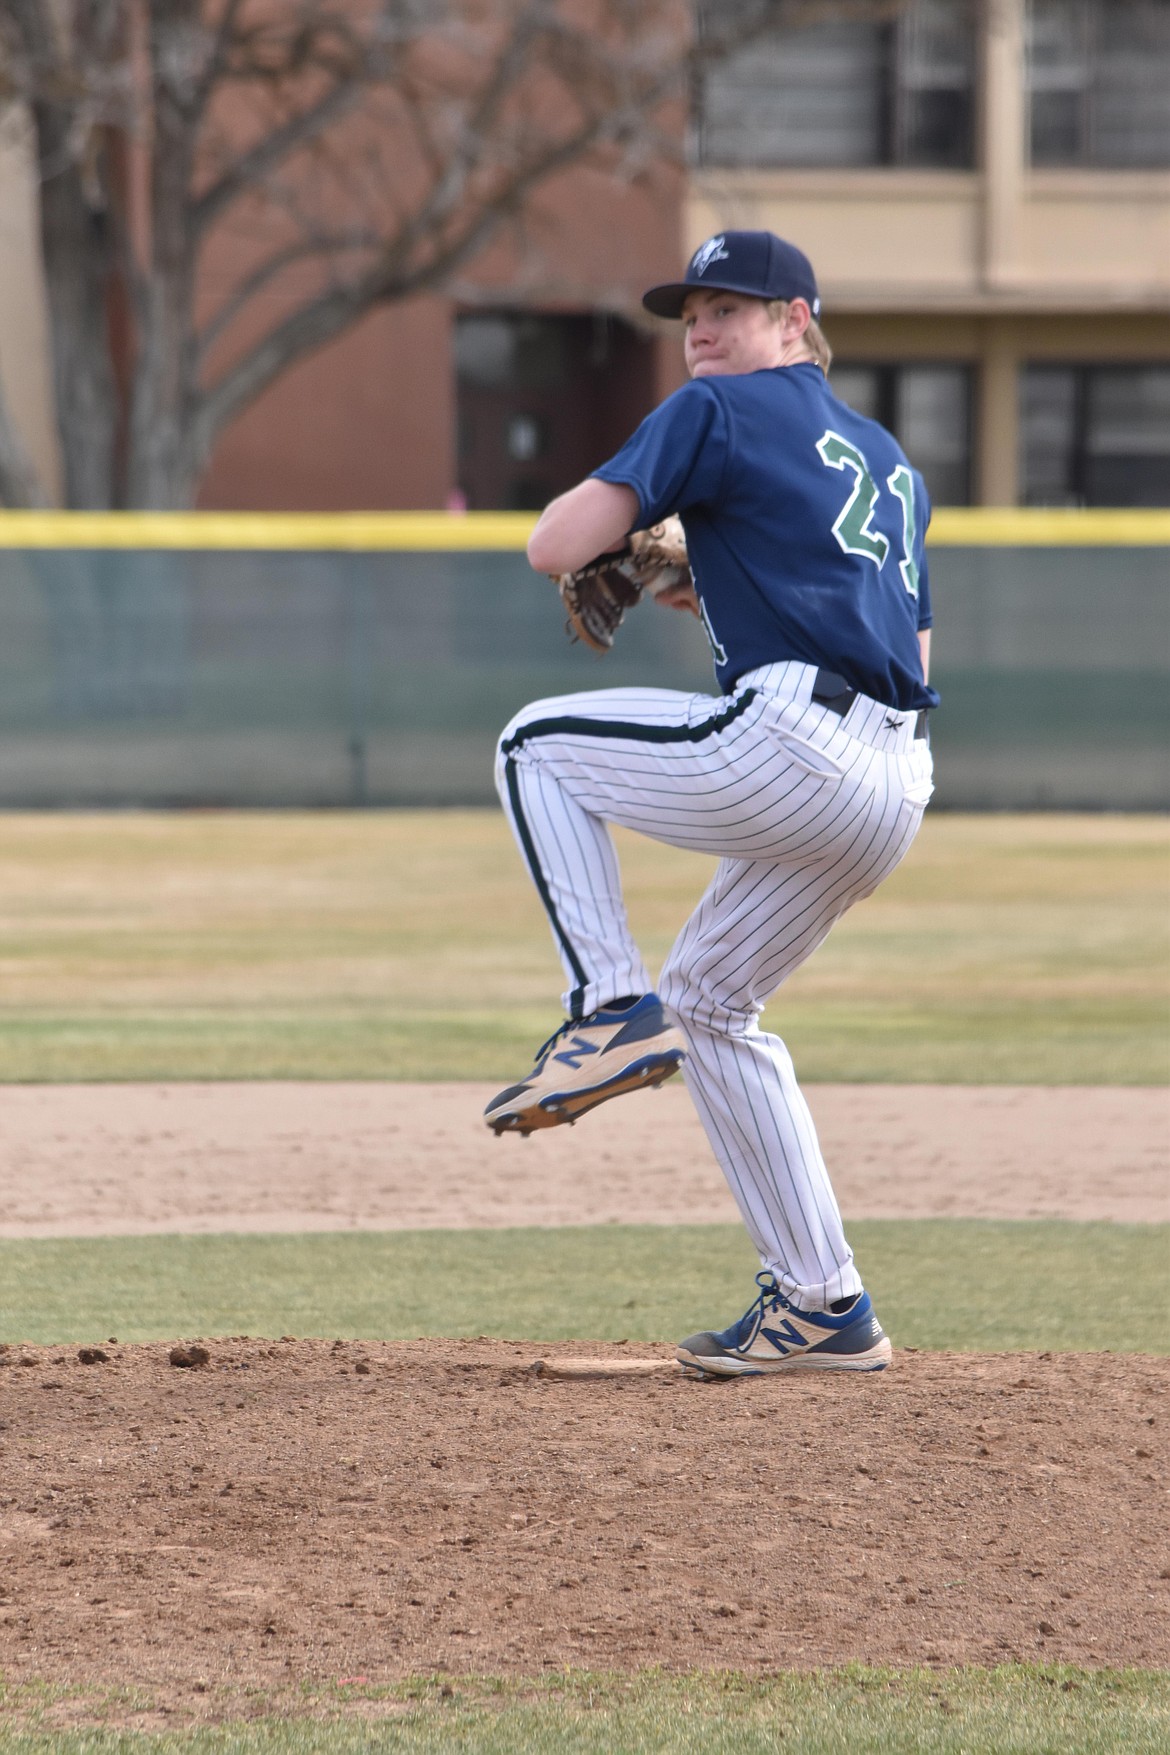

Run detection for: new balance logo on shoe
[[760, 1319, 810, 1354], [552, 1036, 601, 1069]]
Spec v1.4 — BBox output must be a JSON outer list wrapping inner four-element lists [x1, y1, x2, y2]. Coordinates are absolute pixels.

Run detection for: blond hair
[[766, 299, 833, 373]]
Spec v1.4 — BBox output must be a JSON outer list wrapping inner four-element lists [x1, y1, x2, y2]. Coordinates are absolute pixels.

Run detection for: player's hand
[[651, 577, 701, 617]]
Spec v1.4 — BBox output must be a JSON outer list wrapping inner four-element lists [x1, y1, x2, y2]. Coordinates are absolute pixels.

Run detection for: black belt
[[810, 669, 856, 714], [811, 668, 929, 741]]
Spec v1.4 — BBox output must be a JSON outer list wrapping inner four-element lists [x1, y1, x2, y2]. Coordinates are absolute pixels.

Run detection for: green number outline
[[815, 431, 890, 567], [886, 464, 920, 599]]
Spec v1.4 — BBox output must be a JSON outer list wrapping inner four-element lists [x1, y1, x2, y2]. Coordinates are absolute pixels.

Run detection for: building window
[[1028, 1, 1170, 167], [1022, 365, 1170, 506], [695, 0, 977, 169], [830, 364, 973, 506], [453, 312, 657, 511]]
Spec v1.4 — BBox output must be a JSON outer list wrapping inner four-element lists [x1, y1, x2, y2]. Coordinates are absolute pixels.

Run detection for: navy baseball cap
[[643, 230, 821, 321]]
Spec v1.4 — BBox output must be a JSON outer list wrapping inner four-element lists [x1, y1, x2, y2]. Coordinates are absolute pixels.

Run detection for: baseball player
[[485, 230, 937, 1376]]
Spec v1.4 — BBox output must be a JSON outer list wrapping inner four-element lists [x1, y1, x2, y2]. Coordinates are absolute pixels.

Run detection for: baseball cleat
[[676, 1273, 892, 1377], [484, 994, 686, 1137]]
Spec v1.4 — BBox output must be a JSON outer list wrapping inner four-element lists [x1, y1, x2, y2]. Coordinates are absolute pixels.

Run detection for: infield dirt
[[1, 1082, 1166, 1234], [1, 1080, 1167, 1721], [0, 1337, 1167, 1720]]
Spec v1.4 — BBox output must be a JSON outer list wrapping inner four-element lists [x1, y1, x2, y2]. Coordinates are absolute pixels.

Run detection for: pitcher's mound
[[1, 1335, 1165, 1719]]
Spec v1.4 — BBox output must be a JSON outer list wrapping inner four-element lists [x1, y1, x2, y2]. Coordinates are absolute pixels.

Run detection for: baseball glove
[[557, 516, 691, 654]]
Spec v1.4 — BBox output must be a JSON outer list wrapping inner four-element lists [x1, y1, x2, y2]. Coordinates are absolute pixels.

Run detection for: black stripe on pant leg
[[504, 752, 588, 1018], [500, 691, 759, 1019], [498, 690, 759, 761]]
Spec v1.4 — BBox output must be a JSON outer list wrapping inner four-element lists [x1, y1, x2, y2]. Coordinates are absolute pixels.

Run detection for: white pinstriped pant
[[495, 659, 934, 1309]]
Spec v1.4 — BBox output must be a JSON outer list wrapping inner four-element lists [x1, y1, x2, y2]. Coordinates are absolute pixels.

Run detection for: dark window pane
[[453, 315, 518, 389], [698, 18, 888, 166], [1022, 365, 1170, 506], [1094, 0, 1170, 167], [1027, 0, 1170, 166], [1028, 0, 1091, 165], [1021, 368, 1080, 505], [1084, 369, 1170, 505], [453, 314, 571, 392], [894, 0, 978, 166], [898, 89, 974, 165], [1030, 89, 1088, 163], [896, 366, 972, 505], [696, 1, 975, 168]]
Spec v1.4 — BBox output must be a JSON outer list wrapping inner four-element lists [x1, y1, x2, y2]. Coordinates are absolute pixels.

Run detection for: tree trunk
[[122, 1, 202, 509], [31, 116, 120, 510], [0, 377, 48, 508]]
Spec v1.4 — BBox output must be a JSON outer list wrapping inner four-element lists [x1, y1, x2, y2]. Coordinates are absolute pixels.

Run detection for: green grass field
[[2, 1667, 1168, 1755], [1, 1220, 1166, 1352], [0, 810, 1165, 1083]]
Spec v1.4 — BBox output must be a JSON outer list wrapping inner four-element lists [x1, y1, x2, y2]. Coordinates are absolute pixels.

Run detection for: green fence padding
[[0, 544, 1165, 808]]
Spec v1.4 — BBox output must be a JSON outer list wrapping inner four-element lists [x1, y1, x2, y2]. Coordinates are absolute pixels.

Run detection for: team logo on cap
[[691, 236, 730, 278]]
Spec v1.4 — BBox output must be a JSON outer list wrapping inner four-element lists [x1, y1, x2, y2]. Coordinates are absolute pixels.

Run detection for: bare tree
[[0, 1, 903, 509]]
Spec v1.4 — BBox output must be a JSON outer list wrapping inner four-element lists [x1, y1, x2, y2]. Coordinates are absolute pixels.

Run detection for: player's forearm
[[527, 479, 641, 575], [918, 628, 931, 683]]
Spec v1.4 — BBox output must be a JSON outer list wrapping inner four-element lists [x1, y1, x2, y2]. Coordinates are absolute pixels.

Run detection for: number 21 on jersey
[[815, 430, 920, 599]]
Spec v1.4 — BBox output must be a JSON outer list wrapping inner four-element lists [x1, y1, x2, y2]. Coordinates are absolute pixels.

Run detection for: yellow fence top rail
[[928, 509, 1170, 546], [0, 508, 1166, 550], [0, 511, 537, 550]]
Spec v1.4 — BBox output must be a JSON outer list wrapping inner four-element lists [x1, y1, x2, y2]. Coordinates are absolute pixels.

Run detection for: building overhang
[[687, 168, 1170, 317]]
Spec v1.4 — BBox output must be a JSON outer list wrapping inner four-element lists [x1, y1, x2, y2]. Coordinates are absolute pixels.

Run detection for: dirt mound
[[0, 1338, 1165, 1720]]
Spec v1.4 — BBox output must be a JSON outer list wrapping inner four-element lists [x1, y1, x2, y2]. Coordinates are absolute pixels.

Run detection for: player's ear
[[781, 298, 812, 341]]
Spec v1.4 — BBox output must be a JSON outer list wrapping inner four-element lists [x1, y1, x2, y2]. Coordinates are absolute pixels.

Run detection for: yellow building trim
[[0, 508, 1165, 549]]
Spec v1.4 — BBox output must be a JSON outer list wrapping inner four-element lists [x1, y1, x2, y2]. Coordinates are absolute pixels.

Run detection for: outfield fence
[[0, 510, 1166, 810]]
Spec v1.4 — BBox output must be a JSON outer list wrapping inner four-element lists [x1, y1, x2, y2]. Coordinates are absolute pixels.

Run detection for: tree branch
[[191, 0, 249, 115], [192, 73, 365, 235], [190, 69, 680, 461], [197, 228, 384, 360], [190, 3, 391, 235]]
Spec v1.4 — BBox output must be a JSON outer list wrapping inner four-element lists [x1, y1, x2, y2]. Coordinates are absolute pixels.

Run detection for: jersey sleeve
[[591, 381, 730, 528], [916, 553, 933, 631], [913, 466, 933, 631]]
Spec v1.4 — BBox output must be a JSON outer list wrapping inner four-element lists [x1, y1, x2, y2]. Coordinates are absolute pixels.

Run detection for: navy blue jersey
[[593, 361, 939, 712]]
